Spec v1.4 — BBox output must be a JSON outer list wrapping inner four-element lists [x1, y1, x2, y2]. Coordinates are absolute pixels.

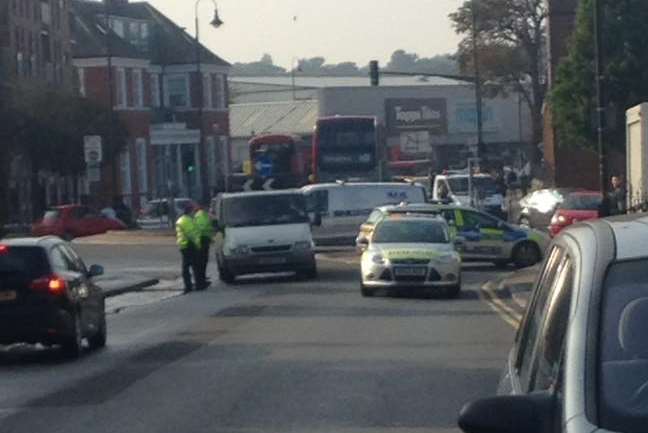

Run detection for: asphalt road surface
[[0, 243, 515, 433]]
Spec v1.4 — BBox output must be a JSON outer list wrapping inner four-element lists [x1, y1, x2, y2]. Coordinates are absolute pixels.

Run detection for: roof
[[230, 101, 318, 138], [600, 215, 648, 260], [302, 182, 426, 192], [71, 0, 230, 66], [220, 190, 302, 199], [229, 75, 466, 89], [1, 237, 61, 247]]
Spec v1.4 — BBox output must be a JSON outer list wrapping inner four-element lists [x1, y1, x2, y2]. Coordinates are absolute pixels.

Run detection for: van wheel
[[446, 283, 461, 299], [219, 265, 235, 284], [89, 312, 107, 350], [361, 284, 374, 297], [512, 242, 541, 268], [299, 264, 318, 280]]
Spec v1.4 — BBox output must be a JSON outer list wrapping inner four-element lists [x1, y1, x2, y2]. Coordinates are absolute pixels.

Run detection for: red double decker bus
[[249, 134, 311, 188], [312, 116, 382, 183]]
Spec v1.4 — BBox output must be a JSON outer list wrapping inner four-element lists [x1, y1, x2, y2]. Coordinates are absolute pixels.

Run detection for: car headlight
[[229, 245, 250, 256], [294, 241, 313, 251], [372, 254, 387, 265], [435, 253, 460, 264]]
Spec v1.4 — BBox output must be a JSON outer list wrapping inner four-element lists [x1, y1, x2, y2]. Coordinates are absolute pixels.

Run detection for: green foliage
[[552, 0, 648, 150]]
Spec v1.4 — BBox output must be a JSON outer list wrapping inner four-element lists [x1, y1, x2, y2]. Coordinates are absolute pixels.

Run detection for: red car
[[32, 205, 127, 240], [549, 191, 601, 237]]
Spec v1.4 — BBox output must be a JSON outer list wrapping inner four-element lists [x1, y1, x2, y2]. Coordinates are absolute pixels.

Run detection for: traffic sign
[[84, 136, 103, 164]]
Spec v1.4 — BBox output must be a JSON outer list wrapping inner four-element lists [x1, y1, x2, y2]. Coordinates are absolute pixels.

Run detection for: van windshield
[[448, 177, 498, 195], [223, 194, 309, 227]]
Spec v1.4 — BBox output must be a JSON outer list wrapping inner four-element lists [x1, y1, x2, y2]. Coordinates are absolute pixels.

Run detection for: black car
[[512, 188, 576, 231], [0, 237, 106, 357]]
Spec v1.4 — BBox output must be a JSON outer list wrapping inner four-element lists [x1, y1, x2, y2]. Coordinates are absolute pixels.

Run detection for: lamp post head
[[210, 6, 224, 28]]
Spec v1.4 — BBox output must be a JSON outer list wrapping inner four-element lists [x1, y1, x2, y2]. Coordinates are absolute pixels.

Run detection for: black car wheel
[[512, 242, 541, 268], [62, 313, 83, 358], [298, 264, 318, 280], [88, 312, 107, 350], [219, 264, 236, 284], [446, 282, 462, 299]]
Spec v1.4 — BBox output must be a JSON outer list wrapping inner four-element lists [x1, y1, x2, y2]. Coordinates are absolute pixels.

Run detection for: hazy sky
[[145, 0, 463, 68]]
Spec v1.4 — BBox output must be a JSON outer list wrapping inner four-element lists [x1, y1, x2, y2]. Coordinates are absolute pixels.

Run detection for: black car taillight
[[30, 275, 68, 295]]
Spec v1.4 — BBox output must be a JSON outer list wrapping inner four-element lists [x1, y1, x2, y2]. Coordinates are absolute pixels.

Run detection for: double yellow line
[[481, 281, 523, 329]]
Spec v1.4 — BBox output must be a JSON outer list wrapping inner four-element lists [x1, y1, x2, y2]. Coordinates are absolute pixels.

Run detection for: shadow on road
[[0, 345, 73, 366]]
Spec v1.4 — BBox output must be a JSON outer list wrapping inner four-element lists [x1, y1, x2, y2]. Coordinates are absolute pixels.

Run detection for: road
[[0, 241, 516, 433]]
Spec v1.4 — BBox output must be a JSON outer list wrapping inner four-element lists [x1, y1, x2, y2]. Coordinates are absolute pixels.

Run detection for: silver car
[[458, 214, 648, 433], [359, 215, 462, 298]]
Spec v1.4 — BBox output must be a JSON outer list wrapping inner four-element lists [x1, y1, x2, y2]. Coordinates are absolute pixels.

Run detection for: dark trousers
[[198, 237, 211, 285], [180, 246, 197, 291]]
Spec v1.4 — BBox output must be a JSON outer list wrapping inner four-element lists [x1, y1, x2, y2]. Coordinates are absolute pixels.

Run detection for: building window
[[136, 138, 148, 195], [116, 67, 127, 108], [16, 52, 24, 77], [119, 149, 132, 195], [141, 22, 149, 39], [133, 69, 143, 108], [203, 73, 212, 109], [111, 18, 124, 38], [41, 32, 51, 63], [217, 74, 227, 109], [78, 67, 86, 97], [150, 73, 160, 107], [41, 1, 51, 25], [165, 75, 189, 108]]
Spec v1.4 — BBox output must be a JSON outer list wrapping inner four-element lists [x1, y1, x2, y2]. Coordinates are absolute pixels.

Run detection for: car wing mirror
[[310, 213, 322, 227], [356, 236, 370, 251], [88, 264, 104, 278], [458, 392, 554, 433], [453, 236, 465, 250]]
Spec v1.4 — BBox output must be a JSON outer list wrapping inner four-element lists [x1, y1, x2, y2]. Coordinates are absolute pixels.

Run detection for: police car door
[[457, 209, 505, 260]]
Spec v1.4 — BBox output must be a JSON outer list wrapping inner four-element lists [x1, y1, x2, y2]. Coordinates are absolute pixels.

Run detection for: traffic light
[[369, 60, 379, 87]]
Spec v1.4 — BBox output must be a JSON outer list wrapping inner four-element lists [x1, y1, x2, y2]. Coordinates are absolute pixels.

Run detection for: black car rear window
[[0, 246, 50, 280]]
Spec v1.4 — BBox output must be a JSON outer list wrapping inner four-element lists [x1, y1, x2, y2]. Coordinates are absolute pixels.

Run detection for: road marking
[[480, 282, 522, 329]]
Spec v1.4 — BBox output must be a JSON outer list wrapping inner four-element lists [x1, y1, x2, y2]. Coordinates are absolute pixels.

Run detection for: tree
[[450, 0, 547, 157], [231, 54, 288, 76], [551, 0, 648, 151], [385, 50, 458, 75]]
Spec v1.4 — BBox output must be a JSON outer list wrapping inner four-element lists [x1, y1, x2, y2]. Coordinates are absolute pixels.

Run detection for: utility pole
[[471, 0, 484, 161], [593, 0, 609, 215], [104, 1, 118, 207]]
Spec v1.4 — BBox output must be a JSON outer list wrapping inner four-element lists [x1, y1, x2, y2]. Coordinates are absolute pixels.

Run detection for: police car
[[358, 215, 462, 298], [357, 203, 549, 268]]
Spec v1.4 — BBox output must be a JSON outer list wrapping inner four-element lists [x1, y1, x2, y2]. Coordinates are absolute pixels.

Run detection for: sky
[[145, 0, 464, 68]]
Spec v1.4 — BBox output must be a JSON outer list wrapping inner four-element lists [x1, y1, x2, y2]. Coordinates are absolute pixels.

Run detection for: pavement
[[0, 230, 522, 433]]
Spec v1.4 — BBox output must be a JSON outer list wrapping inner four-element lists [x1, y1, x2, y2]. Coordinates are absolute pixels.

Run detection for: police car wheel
[[446, 283, 461, 299], [361, 284, 375, 297], [219, 265, 236, 284], [512, 242, 541, 268]]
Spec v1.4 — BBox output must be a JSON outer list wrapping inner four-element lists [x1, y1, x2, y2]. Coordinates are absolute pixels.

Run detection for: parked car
[[32, 205, 127, 240], [0, 237, 106, 358], [137, 198, 196, 229], [549, 191, 601, 237], [303, 182, 428, 246], [512, 188, 577, 231], [359, 215, 462, 298], [458, 214, 648, 433], [212, 190, 317, 283], [357, 203, 549, 268]]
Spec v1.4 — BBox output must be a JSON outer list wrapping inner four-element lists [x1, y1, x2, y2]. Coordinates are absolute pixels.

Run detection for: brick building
[[543, 0, 625, 188], [71, 0, 231, 210], [0, 0, 78, 224]]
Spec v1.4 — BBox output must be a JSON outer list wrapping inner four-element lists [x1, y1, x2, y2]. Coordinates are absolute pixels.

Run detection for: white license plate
[[258, 257, 287, 265], [0, 291, 17, 302], [394, 267, 427, 276]]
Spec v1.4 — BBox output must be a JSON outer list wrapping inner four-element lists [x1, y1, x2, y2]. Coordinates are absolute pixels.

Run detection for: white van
[[302, 182, 428, 245], [212, 190, 317, 283], [432, 173, 505, 218]]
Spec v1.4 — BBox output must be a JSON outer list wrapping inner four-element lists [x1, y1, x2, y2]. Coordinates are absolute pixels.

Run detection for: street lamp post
[[471, 0, 484, 161], [194, 0, 223, 203], [593, 0, 609, 215]]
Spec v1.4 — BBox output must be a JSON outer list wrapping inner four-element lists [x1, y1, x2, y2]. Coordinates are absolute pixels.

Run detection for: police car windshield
[[223, 194, 309, 227], [448, 177, 497, 195], [373, 220, 449, 244]]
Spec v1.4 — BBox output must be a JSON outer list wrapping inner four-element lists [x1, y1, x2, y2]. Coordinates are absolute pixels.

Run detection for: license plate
[[0, 291, 17, 302], [394, 267, 427, 276], [258, 257, 287, 265]]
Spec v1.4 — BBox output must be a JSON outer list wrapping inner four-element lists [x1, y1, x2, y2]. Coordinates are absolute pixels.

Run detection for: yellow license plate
[[0, 291, 17, 302]]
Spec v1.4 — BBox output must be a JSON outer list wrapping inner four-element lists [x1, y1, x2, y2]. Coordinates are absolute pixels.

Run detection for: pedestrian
[[608, 175, 627, 216], [176, 204, 201, 293], [194, 206, 214, 290]]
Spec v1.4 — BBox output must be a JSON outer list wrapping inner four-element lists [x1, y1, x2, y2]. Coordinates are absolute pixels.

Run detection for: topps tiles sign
[[386, 98, 448, 134]]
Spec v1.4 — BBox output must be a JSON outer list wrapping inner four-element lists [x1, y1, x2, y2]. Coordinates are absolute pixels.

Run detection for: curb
[[102, 279, 160, 298]]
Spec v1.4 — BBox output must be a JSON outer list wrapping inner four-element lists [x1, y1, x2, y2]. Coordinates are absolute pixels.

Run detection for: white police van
[[302, 182, 427, 245]]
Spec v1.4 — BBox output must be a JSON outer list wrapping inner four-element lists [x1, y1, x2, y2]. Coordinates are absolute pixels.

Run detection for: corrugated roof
[[229, 75, 466, 88], [230, 101, 319, 138], [71, 0, 229, 66]]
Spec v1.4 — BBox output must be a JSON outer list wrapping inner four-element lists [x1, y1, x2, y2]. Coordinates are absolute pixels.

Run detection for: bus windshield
[[317, 121, 376, 170]]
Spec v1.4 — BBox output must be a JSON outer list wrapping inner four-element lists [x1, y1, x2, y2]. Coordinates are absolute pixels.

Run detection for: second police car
[[357, 203, 549, 268], [358, 215, 462, 298]]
